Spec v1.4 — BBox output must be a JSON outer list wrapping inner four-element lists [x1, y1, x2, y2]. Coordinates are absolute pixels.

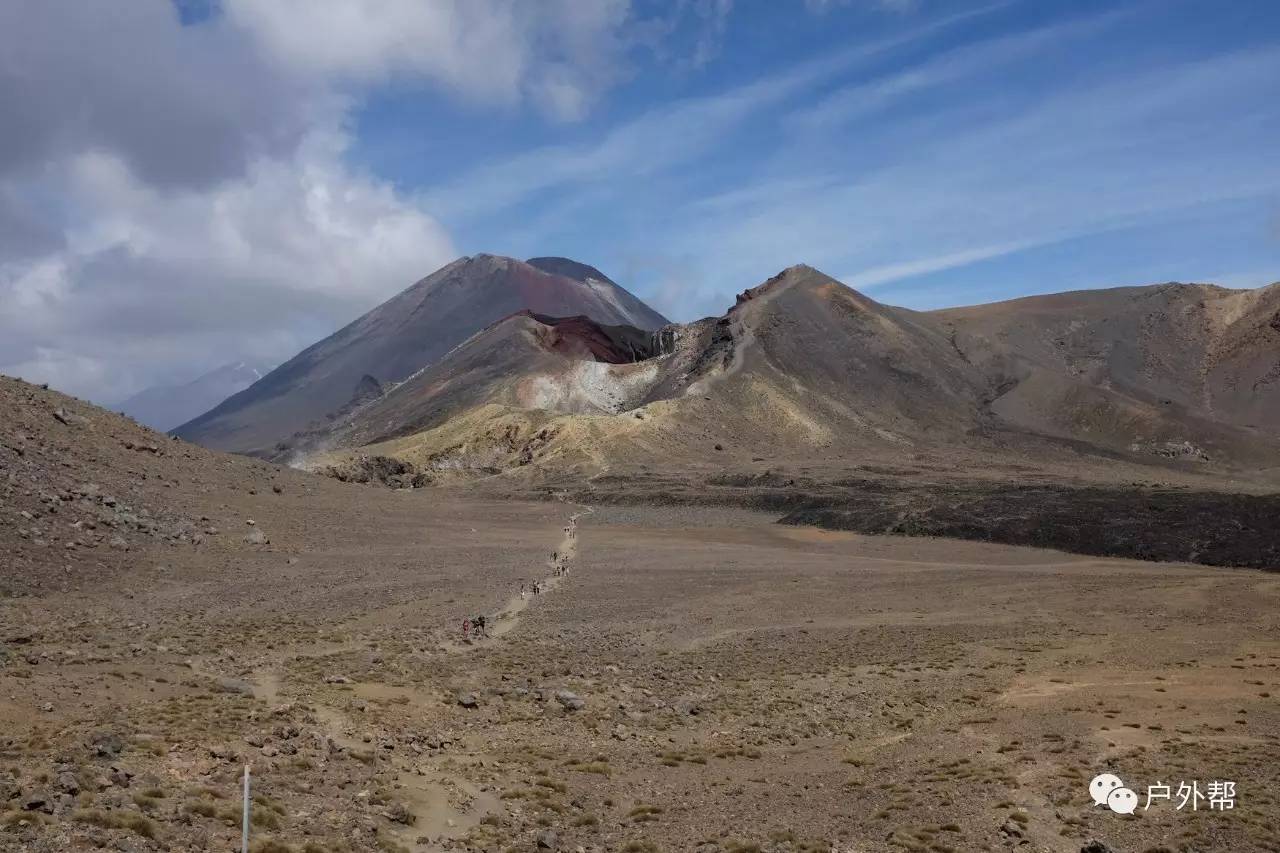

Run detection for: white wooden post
[[241, 764, 251, 853]]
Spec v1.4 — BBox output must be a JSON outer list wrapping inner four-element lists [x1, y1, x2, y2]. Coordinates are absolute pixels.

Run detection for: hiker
[[520, 582, 527, 599], [474, 614, 487, 637], [461, 618, 471, 642]]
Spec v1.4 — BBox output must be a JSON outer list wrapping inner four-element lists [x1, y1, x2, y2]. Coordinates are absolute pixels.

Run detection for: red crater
[[514, 310, 660, 364]]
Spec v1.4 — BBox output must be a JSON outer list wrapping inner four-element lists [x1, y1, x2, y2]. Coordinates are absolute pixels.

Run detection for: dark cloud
[[0, 187, 63, 261], [62, 248, 365, 340], [0, 2, 310, 189]]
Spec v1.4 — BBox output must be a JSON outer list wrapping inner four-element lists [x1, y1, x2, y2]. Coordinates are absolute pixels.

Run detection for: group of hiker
[[520, 577, 550, 598], [460, 614, 487, 641], [460, 526, 577, 642]]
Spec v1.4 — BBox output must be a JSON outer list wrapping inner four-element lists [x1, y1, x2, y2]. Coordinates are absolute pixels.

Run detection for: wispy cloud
[[789, 7, 1131, 131], [424, 3, 1009, 220], [839, 241, 1037, 291], [609, 42, 1280, 313]]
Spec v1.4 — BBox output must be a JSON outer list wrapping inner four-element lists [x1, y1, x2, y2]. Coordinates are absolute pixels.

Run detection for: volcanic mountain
[[295, 265, 997, 469], [172, 255, 668, 454], [296, 264, 1280, 488]]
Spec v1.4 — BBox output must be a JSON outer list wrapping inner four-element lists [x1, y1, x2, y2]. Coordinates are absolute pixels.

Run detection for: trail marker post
[[241, 764, 251, 853]]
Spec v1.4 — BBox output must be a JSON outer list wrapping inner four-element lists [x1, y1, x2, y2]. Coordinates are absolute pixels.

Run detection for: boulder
[[554, 690, 585, 712]]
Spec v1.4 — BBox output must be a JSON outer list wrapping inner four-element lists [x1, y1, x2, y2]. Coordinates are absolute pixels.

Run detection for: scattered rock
[[536, 829, 559, 849], [1000, 819, 1023, 839], [456, 692, 479, 708], [51, 408, 83, 426], [554, 690, 585, 712], [1080, 843, 1115, 853], [322, 454, 430, 489], [216, 677, 254, 695], [385, 801, 415, 825], [91, 732, 124, 757], [1130, 439, 1209, 461], [55, 772, 79, 795], [22, 791, 52, 814], [243, 528, 268, 545]]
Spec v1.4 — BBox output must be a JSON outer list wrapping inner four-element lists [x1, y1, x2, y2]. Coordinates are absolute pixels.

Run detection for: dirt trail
[[130, 504, 592, 852], [245, 504, 592, 850], [308, 701, 504, 852], [446, 503, 592, 648], [341, 504, 591, 850]]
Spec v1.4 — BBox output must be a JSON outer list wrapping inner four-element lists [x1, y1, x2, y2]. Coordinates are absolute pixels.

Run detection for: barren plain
[[4, 475, 1278, 852]]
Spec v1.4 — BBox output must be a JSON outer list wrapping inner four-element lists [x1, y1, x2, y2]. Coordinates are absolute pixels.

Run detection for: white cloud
[[0, 2, 463, 403], [0, 128, 455, 402], [839, 242, 1036, 291], [789, 8, 1129, 131], [426, 6, 997, 220], [225, 0, 635, 121]]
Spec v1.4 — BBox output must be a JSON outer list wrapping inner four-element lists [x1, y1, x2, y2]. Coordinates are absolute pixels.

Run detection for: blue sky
[[351, 0, 1280, 318], [1, 0, 1278, 400]]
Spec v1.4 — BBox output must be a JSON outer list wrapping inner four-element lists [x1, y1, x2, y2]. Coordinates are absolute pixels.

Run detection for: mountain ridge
[[291, 265, 1280, 488]]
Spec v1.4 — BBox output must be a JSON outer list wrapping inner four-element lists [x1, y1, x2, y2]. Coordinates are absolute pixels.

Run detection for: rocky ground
[[3, 377, 1279, 852]]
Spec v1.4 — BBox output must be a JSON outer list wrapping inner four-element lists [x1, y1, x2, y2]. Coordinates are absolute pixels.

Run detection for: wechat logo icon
[[1090, 773, 1137, 814]]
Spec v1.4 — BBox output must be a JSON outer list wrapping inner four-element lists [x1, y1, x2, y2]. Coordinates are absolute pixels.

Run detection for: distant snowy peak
[[117, 361, 275, 433]]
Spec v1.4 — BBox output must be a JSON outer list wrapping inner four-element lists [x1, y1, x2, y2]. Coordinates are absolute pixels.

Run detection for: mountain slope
[[299, 266, 1280, 487], [0, 374, 320, 596], [935, 281, 1280, 463], [172, 255, 669, 454], [115, 362, 269, 432], [299, 265, 994, 470], [284, 311, 669, 458]]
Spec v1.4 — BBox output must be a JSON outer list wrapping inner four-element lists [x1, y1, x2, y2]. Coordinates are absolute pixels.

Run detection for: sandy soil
[[3, 489, 1278, 853]]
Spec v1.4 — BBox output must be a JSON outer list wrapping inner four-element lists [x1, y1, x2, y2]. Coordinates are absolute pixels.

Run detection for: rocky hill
[[0, 375, 307, 596]]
